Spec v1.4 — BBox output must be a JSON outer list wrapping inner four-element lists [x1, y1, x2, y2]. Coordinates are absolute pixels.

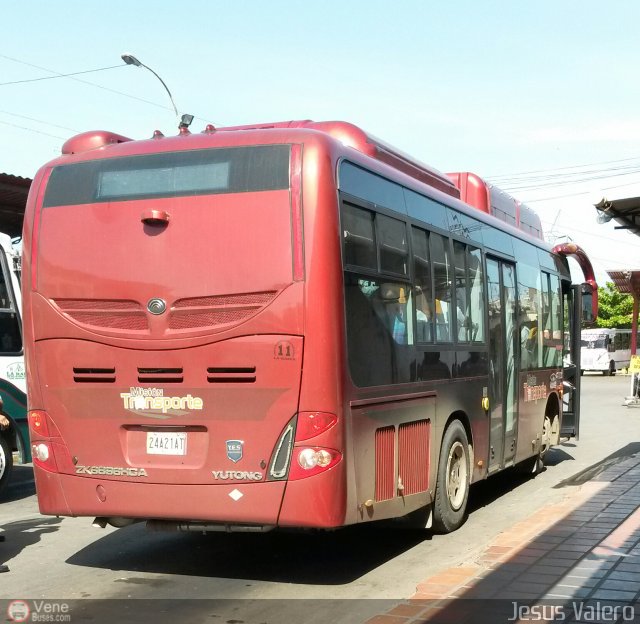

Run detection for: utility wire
[[0, 109, 79, 133], [0, 53, 217, 125], [487, 154, 640, 181], [0, 65, 124, 86], [0, 119, 66, 140], [523, 177, 640, 203], [492, 164, 640, 187], [501, 169, 640, 193], [0, 54, 174, 113], [538, 217, 640, 247]]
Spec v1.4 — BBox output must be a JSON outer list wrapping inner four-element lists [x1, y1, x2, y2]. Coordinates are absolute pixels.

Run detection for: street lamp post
[[121, 53, 188, 128]]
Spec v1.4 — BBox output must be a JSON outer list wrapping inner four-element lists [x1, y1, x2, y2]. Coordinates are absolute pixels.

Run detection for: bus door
[[561, 282, 581, 438], [486, 258, 518, 472]]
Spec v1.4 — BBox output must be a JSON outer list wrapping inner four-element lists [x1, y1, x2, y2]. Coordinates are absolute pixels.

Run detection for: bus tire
[[516, 455, 543, 475], [432, 420, 470, 533], [0, 434, 12, 495]]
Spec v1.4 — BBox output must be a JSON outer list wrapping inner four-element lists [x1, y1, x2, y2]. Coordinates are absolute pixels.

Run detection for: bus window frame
[[0, 249, 23, 357], [337, 158, 571, 389]]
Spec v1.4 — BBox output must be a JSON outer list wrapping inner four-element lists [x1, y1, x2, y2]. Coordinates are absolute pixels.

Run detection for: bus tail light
[[288, 447, 341, 480], [31, 441, 59, 472], [294, 412, 337, 441], [29, 410, 50, 438], [29, 410, 67, 473]]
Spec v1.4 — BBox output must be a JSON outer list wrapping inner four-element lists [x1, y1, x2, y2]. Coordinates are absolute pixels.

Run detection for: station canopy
[[595, 196, 640, 235], [0, 173, 31, 238], [607, 270, 640, 298]]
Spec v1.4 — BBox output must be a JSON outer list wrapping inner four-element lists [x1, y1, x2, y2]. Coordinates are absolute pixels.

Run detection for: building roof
[[0, 172, 31, 237], [607, 270, 640, 297], [595, 196, 640, 234]]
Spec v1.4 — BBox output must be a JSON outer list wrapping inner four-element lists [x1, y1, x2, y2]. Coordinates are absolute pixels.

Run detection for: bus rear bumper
[[35, 468, 286, 525]]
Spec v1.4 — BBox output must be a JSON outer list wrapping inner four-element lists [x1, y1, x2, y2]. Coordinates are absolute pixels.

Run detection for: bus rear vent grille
[[207, 367, 257, 383], [138, 368, 184, 383], [73, 367, 116, 383], [54, 299, 148, 331], [375, 426, 395, 502], [398, 419, 430, 496], [169, 291, 277, 330]]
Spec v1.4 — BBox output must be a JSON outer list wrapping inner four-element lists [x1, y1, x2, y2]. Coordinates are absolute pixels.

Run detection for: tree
[[596, 282, 634, 328]]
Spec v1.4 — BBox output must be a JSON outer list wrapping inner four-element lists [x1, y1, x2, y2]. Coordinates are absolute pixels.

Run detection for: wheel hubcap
[[0, 443, 5, 479], [540, 415, 552, 455], [446, 441, 467, 510]]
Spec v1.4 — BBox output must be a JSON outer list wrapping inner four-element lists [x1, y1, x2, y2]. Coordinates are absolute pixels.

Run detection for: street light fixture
[[121, 53, 182, 125]]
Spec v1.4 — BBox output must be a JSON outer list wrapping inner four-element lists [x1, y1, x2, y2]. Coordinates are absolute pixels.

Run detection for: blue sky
[[2, 0, 640, 284]]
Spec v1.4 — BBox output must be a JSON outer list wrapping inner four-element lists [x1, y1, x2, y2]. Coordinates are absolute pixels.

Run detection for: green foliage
[[596, 282, 634, 328]]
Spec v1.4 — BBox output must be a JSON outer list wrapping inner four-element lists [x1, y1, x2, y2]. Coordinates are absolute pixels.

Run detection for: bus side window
[[430, 232, 453, 343], [517, 260, 541, 370], [412, 227, 433, 343], [342, 204, 376, 270], [453, 241, 470, 342], [344, 276, 393, 387], [469, 248, 485, 343]]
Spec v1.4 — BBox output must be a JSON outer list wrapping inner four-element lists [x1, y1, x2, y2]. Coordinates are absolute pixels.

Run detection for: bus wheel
[[433, 420, 470, 533], [0, 434, 12, 495], [539, 415, 553, 457]]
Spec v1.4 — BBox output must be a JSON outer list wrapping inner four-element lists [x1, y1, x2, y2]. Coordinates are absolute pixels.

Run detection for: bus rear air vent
[[53, 299, 149, 332], [207, 367, 257, 384], [73, 368, 116, 383], [137, 368, 184, 383], [169, 291, 277, 330]]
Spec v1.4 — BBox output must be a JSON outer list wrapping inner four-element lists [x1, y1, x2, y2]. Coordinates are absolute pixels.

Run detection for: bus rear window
[[43, 144, 291, 207]]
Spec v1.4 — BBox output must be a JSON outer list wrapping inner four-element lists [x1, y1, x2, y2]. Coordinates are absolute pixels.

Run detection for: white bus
[[580, 328, 637, 376], [0, 231, 28, 494]]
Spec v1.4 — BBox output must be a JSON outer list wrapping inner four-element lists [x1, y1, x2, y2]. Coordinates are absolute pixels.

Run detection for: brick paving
[[364, 453, 640, 623]]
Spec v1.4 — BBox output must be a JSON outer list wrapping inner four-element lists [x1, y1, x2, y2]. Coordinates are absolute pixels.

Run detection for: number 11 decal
[[274, 340, 295, 360]]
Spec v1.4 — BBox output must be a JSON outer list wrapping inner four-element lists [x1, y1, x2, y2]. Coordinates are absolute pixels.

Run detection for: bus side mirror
[[581, 283, 596, 326]]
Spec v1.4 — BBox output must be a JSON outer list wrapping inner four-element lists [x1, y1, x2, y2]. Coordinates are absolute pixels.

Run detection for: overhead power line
[[0, 119, 66, 140], [0, 65, 124, 86], [0, 54, 217, 125], [488, 154, 640, 181], [0, 109, 79, 133], [500, 168, 640, 193], [523, 177, 640, 203]]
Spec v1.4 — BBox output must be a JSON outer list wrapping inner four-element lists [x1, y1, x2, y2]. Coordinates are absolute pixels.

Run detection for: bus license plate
[[146, 432, 187, 456]]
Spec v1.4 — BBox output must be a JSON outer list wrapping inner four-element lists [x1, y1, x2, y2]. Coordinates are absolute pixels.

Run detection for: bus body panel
[[36, 470, 286, 524], [32, 335, 303, 484], [36, 190, 294, 319], [515, 371, 561, 464]]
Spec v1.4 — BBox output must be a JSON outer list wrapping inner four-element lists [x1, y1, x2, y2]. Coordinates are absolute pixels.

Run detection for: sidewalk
[[365, 452, 640, 623]]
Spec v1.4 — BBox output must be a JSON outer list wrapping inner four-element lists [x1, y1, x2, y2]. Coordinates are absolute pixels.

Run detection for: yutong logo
[[212, 470, 262, 481], [76, 465, 148, 477], [120, 387, 204, 413]]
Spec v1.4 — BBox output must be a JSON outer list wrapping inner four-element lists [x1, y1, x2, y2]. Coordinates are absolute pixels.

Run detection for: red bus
[[447, 171, 544, 240], [22, 120, 597, 534]]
